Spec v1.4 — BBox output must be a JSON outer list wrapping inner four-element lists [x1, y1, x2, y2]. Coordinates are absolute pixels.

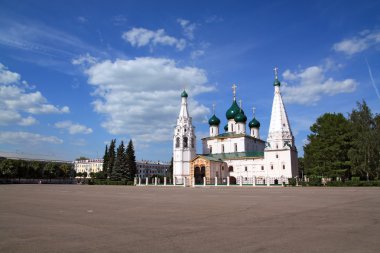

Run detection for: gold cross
[[273, 67, 279, 80], [232, 84, 237, 100], [252, 106, 256, 116]]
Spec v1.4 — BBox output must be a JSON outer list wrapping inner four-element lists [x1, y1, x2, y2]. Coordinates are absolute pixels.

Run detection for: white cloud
[[122, 28, 186, 50], [0, 63, 21, 84], [83, 57, 213, 142], [177, 18, 197, 40], [55, 121, 93, 134], [333, 30, 380, 55], [112, 15, 127, 26], [77, 16, 88, 23], [190, 49, 205, 60], [0, 63, 69, 126], [281, 65, 357, 105], [72, 53, 98, 66], [0, 131, 63, 144]]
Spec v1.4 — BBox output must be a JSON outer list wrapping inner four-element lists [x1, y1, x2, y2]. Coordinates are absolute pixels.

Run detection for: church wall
[[264, 149, 294, 178]]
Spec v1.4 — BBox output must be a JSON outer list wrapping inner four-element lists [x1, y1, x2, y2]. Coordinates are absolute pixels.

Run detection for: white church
[[173, 69, 298, 185]]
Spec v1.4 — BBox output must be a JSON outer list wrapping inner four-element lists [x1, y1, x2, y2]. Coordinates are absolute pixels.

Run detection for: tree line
[[99, 139, 137, 182], [302, 100, 380, 180], [0, 158, 75, 181]]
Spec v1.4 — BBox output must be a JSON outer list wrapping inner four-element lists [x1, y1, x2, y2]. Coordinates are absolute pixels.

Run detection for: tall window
[[245, 167, 247, 171], [234, 143, 237, 152], [191, 138, 194, 148], [231, 124, 234, 132], [183, 137, 188, 148], [271, 165, 273, 170], [209, 145, 212, 153], [176, 137, 180, 148], [283, 165, 285, 170], [222, 144, 225, 153], [261, 166, 264, 170]]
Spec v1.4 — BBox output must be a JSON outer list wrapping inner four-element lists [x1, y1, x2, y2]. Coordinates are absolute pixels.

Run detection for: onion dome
[[226, 100, 244, 120], [224, 124, 228, 131], [249, 117, 261, 128], [208, 114, 221, 126], [234, 110, 247, 123], [181, 90, 188, 97], [273, 78, 281, 87]]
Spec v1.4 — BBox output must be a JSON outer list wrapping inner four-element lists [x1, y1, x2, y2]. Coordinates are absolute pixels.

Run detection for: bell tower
[[173, 90, 196, 184]]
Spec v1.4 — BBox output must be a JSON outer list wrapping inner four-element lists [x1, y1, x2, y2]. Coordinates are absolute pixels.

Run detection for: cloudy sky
[[0, 0, 379, 161]]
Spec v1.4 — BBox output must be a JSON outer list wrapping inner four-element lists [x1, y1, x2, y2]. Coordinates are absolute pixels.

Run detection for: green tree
[[44, 162, 56, 181], [102, 144, 109, 177], [304, 113, 352, 178], [168, 157, 173, 179], [298, 157, 305, 179], [76, 156, 89, 161], [111, 141, 127, 181], [125, 139, 137, 181], [0, 159, 16, 178], [60, 164, 71, 178], [348, 101, 378, 180], [108, 139, 116, 178]]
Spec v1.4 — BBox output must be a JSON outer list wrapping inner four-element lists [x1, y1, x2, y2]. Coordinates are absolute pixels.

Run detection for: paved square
[[1, 185, 380, 253]]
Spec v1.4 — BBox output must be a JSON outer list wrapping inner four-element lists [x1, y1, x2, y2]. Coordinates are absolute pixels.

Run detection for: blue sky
[[0, 0, 379, 162]]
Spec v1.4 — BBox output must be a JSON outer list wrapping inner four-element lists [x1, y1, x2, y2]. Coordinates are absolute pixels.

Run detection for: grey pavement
[[1, 185, 379, 253]]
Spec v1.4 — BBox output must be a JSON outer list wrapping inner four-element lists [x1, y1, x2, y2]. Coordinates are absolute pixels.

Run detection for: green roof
[[234, 110, 247, 123], [273, 78, 281, 87], [205, 151, 264, 160], [181, 90, 188, 97], [208, 114, 221, 126], [226, 100, 243, 120], [249, 117, 260, 128]]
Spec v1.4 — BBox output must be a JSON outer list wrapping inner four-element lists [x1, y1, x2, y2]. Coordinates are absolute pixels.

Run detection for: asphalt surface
[[1, 185, 379, 253]]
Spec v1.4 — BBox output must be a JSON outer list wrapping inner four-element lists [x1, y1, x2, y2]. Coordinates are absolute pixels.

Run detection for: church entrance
[[194, 166, 205, 184], [230, 176, 237, 185]]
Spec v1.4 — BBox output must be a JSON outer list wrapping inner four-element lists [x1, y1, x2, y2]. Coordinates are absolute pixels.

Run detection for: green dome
[[181, 90, 188, 97], [224, 124, 228, 131], [226, 100, 244, 120], [208, 114, 221, 126], [234, 111, 247, 123], [249, 117, 260, 128], [273, 78, 281, 87]]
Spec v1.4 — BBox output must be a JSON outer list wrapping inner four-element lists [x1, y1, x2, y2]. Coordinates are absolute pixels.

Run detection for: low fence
[[135, 176, 289, 187]]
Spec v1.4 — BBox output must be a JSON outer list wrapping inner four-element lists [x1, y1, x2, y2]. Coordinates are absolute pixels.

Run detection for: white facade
[[74, 159, 170, 179], [177, 71, 298, 184], [74, 159, 103, 177], [173, 91, 196, 184]]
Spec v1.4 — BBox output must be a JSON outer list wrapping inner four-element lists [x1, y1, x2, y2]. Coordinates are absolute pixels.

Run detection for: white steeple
[[173, 90, 196, 184], [267, 67, 294, 149]]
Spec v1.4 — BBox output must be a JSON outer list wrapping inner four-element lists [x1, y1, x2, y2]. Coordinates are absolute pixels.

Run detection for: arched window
[[222, 144, 225, 153], [271, 165, 274, 170], [191, 138, 194, 148], [228, 166, 233, 172], [261, 166, 264, 170], [283, 165, 285, 170], [176, 137, 180, 148], [234, 143, 237, 152], [183, 137, 188, 148], [209, 145, 212, 153]]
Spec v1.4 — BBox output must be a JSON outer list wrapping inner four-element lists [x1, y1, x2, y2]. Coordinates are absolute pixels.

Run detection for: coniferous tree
[[102, 144, 109, 177], [125, 139, 137, 181], [111, 141, 126, 181], [108, 139, 116, 178], [168, 157, 173, 179], [303, 113, 352, 178], [348, 101, 378, 180]]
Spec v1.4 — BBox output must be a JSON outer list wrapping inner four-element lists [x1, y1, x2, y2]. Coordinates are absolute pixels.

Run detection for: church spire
[[267, 67, 294, 148], [178, 90, 189, 119]]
